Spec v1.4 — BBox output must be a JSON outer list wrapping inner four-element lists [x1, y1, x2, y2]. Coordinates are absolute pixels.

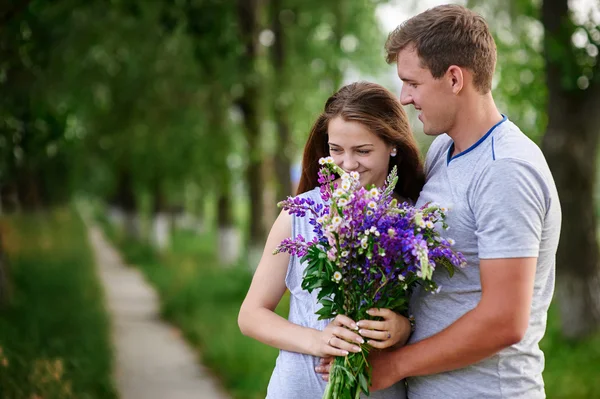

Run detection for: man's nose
[[399, 85, 412, 106]]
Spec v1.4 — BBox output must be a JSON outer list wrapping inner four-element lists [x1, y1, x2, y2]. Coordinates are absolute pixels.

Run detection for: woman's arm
[[238, 210, 363, 358]]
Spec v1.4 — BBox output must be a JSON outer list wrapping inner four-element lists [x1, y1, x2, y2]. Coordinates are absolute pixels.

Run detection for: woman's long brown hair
[[296, 82, 425, 202]]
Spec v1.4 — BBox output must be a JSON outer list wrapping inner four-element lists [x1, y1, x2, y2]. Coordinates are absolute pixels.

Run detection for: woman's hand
[[356, 308, 411, 349], [312, 315, 364, 358]]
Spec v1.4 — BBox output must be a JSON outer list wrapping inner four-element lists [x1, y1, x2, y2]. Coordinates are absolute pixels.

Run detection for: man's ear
[[447, 65, 464, 94]]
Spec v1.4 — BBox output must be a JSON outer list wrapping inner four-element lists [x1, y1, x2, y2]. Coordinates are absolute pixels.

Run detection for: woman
[[238, 82, 425, 398]]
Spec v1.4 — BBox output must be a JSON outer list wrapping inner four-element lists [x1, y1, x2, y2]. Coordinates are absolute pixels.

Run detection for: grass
[[99, 215, 600, 399], [540, 306, 600, 398], [0, 209, 117, 399]]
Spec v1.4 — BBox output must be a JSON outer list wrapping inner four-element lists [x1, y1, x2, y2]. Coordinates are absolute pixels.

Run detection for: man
[[318, 4, 561, 398]]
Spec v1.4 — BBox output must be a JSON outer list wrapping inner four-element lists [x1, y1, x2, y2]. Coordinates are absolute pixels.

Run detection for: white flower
[[333, 188, 345, 198], [368, 201, 377, 209], [361, 237, 368, 249], [350, 171, 360, 180], [319, 156, 334, 164], [333, 271, 342, 282], [341, 181, 351, 191], [331, 216, 342, 226], [447, 238, 455, 246], [366, 210, 374, 217], [341, 251, 349, 257], [414, 212, 426, 228], [398, 274, 405, 281], [425, 221, 434, 229], [317, 217, 324, 224], [416, 270, 423, 278], [338, 198, 349, 207], [387, 228, 396, 237], [369, 187, 379, 197]]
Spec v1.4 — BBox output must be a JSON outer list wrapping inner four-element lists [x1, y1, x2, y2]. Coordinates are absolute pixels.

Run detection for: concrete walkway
[[88, 226, 229, 399]]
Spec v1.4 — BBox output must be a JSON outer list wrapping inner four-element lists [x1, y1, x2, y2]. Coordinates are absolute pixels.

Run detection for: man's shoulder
[[493, 121, 546, 164]]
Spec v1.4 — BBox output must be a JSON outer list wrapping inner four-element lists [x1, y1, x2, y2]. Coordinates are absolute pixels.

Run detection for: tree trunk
[[271, 0, 292, 202], [0, 229, 11, 308], [151, 181, 170, 252], [110, 167, 139, 240], [237, 0, 267, 263], [217, 175, 241, 266], [16, 166, 43, 211], [541, 0, 600, 338]]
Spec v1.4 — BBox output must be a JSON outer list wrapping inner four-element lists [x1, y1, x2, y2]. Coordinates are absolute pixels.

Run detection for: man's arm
[[370, 256, 536, 390]]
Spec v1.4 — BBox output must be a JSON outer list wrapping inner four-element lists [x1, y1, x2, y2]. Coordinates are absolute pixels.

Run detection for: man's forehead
[[396, 49, 428, 78]]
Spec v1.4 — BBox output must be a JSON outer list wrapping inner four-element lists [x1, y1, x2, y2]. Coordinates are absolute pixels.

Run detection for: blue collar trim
[[447, 114, 507, 165]]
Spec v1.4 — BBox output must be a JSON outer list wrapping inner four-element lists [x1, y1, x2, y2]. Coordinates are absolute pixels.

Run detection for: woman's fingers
[[315, 357, 333, 382], [327, 334, 362, 353], [356, 319, 386, 331], [333, 314, 359, 331], [332, 325, 365, 344], [358, 328, 389, 342]]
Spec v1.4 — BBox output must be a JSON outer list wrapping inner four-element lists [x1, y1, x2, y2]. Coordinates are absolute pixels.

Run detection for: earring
[[390, 149, 397, 157]]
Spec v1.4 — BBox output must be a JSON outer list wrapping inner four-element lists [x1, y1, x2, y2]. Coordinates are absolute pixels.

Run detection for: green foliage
[[540, 305, 600, 398], [0, 209, 116, 398]]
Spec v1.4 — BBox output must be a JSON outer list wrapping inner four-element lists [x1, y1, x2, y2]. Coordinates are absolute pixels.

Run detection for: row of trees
[[1, 0, 599, 338], [0, 0, 390, 257]]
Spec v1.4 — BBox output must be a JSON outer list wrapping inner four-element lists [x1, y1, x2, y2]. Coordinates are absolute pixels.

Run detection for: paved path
[[88, 226, 229, 399]]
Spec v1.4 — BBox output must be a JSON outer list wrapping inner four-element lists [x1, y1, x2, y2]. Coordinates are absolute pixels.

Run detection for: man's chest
[[416, 160, 479, 250]]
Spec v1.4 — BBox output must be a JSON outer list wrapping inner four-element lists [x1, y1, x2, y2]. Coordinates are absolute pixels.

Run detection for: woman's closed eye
[[356, 150, 371, 155], [329, 147, 343, 154]]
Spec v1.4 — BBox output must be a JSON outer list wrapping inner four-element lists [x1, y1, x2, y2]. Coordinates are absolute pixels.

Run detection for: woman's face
[[327, 116, 394, 188]]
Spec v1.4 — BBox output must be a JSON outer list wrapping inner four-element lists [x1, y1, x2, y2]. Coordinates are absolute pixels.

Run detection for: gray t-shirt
[[408, 116, 561, 398]]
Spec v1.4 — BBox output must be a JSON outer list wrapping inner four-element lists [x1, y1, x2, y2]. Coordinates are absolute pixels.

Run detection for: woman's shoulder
[[293, 186, 322, 202]]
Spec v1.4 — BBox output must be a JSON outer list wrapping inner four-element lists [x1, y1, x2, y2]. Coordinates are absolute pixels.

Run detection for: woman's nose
[[342, 154, 359, 171]]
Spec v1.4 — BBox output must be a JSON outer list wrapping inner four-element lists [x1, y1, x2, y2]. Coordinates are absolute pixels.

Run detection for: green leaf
[[358, 372, 370, 396]]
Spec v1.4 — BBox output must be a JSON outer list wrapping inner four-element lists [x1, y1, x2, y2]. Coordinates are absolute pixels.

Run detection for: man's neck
[[447, 93, 503, 156]]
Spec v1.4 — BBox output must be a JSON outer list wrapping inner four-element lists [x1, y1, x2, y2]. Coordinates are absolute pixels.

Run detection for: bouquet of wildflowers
[[275, 157, 466, 399]]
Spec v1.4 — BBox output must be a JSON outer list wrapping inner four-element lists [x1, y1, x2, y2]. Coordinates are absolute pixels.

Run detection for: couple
[[239, 4, 561, 399]]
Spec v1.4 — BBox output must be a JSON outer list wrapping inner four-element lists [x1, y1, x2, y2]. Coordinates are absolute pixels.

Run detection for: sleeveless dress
[[266, 187, 407, 399]]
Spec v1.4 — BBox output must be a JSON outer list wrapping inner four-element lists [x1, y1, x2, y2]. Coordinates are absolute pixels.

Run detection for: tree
[[540, 0, 600, 338]]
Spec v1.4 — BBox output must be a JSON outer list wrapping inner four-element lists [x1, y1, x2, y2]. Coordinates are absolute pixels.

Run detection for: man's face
[[396, 47, 456, 136]]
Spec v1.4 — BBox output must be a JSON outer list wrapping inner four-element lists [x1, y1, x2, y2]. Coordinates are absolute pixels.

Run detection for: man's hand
[[368, 350, 400, 391]]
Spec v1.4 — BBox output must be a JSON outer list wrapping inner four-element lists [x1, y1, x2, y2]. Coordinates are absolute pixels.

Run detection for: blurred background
[[0, 0, 599, 398]]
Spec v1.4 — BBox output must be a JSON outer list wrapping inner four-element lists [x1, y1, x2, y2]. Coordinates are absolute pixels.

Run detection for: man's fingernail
[[354, 346, 361, 352], [356, 337, 365, 343], [343, 350, 349, 355]]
